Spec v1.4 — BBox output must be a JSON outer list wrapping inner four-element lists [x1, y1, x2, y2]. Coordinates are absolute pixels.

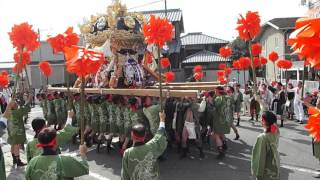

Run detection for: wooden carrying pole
[[156, 81, 220, 86], [147, 85, 219, 91], [47, 87, 198, 98]]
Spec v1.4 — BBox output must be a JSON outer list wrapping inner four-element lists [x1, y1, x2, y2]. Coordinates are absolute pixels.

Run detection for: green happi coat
[[7, 108, 26, 145], [108, 103, 117, 134], [85, 102, 91, 127], [251, 129, 280, 180], [61, 99, 68, 124], [26, 124, 78, 162], [73, 101, 81, 127], [40, 100, 48, 120], [54, 99, 64, 126], [115, 105, 125, 135], [143, 105, 160, 135], [89, 103, 100, 132], [47, 100, 57, 126], [99, 101, 109, 133], [121, 128, 167, 180], [123, 107, 132, 137], [213, 95, 234, 134], [26, 155, 89, 180]]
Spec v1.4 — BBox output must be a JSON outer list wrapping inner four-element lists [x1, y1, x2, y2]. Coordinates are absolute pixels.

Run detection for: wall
[[258, 26, 285, 81], [27, 64, 66, 89]]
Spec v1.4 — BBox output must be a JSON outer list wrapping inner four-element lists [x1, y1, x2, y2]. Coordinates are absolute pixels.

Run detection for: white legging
[[294, 100, 304, 121]]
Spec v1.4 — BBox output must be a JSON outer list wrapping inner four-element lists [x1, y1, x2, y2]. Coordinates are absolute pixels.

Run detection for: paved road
[[2, 106, 320, 180]]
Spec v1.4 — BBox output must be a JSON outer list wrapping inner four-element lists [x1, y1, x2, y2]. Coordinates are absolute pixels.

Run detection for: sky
[[0, 0, 308, 62]]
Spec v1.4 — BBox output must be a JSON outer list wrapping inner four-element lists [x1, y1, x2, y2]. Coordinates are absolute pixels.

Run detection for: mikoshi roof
[[181, 32, 229, 46], [182, 50, 231, 64]]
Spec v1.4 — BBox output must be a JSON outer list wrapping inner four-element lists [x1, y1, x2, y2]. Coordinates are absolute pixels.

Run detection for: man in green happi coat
[[53, 92, 64, 129], [47, 94, 57, 126], [251, 111, 280, 180], [213, 86, 234, 159], [26, 128, 89, 180], [7, 99, 27, 166], [121, 111, 167, 180], [26, 110, 78, 162]]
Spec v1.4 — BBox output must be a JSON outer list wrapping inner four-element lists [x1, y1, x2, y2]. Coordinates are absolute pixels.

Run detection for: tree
[[230, 37, 250, 60]]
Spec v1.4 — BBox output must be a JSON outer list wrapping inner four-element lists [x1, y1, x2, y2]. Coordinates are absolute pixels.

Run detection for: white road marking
[[89, 172, 111, 180], [203, 150, 319, 175]]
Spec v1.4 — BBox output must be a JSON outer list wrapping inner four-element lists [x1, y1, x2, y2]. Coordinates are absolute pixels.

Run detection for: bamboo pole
[[156, 81, 220, 86], [248, 41, 257, 95], [157, 46, 163, 111], [80, 76, 85, 145], [11, 46, 24, 101]]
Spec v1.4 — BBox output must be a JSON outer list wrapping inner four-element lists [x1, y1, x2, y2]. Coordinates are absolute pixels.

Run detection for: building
[[141, 9, 184, 69], [254, 17, 301, 81]]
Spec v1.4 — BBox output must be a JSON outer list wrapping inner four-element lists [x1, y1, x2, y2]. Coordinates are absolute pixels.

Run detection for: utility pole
[[165, 0, 167, 18]]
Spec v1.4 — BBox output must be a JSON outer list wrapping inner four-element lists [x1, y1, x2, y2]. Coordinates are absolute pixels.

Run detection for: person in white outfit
[[288, 81, 304, 124]]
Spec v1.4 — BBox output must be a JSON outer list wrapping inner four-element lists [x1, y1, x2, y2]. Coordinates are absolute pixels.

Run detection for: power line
[[127, 0, 164, 10]]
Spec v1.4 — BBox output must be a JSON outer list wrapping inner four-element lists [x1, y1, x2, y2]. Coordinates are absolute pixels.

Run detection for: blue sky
[[0, 0, 307, 62]]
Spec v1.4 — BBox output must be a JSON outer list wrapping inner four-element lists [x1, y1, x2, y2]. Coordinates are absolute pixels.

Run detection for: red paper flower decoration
[[253, 57, 261, 68], [288, 18, 320, 66], [64, 46, 104, 77], [194, 72, 203, 81], [219, 46, 232, 58], [305, 107, 320, 142], [217, 71, 225, 77], [193, 65, 203, 73], [8, 22, 40, 51], [14, 51, 30, 66], [218, 63, 227, 70], [224, 67, 232, 75], [143, 15, 174, 48], [218, 76, 227, 85], [164, 71, 175, 82], [236, 11, 261, 41], [268, 51, 279, 63], [276, 59, 293, 69], [260, 57, 268, 65], [38, 61, 52, 77], [233, 60, 240, 69], [160, 58, 171, 68], [251, 43, 262, 56], [238, 57, 251, 70], [47, 27, 79, 54], [0, 71, 9, 88]]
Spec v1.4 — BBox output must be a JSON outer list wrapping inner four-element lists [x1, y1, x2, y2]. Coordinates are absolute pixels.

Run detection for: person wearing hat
[[251, 111, 280, 180], [26, 110, 78, 162], [121, 111, 167, 180], [213, 86, 234, 159], [26, 128, 89, 180]]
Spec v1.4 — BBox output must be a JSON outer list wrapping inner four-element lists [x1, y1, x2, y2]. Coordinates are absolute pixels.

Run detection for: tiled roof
[[182, 50, 231, 64], [140, 9, 183, 22], [181, 32, 229, 46], [267, 17, 300, 29]]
